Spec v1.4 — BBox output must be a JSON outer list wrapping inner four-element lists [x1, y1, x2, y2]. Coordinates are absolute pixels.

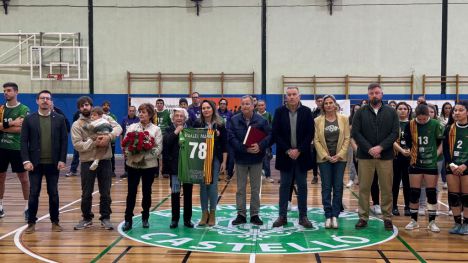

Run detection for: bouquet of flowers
[[121, 131, 156, 165]]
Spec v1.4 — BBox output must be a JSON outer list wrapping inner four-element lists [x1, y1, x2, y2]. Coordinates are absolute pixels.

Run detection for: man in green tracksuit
[[154, 98, 171, 178]]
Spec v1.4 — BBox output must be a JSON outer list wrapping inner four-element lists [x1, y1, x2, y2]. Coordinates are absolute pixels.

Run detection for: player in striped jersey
[[404, 104, 444, 232], [443, 100, 468, 234]]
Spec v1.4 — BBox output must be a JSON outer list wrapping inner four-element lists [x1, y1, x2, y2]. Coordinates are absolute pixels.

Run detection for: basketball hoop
[[47, 73, 64, 80]]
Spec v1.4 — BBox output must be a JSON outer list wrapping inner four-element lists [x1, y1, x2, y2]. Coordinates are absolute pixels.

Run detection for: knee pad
[[448, 192, 462, 207], [426, 188, 437, 205], [462, 194, 468, 208], [409, 188, 421, 204]]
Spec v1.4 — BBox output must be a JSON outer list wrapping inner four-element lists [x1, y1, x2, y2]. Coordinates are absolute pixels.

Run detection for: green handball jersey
[[411, 119, 444, 169], [453, 124, 468, 165], [154, 109, 171, 135], [0, 103, 30, 150], [178, 128, 215, 184]]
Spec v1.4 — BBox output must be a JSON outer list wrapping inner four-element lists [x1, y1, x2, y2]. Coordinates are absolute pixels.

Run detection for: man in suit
[[20, 90, 68, 234], [272, 86, 314, 228]]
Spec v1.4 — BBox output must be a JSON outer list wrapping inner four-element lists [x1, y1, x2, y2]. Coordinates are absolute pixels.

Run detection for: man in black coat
[[272, 87, 314, 228], [20, 90, 68, 234]]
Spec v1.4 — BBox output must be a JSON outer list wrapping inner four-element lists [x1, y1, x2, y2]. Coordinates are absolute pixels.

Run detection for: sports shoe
[[0, 209, 4, 218], [66, 171, 78, 177], [232, 214, 247, 225], [52, 222, 63, 232], [442, 182, 448, 189], [264, 177, 275, 183], [24, 223, 35, 234], [449, 223, 462, 234], [250, 215, 264, 226], [392, 207, 400, 216], [405, 219, 419, 230], [459, 223, 468, 235], [311, 177, 318, 184], [427, 220, 440, 233], [74, 219, 93, 230], [346, 181, 354, 188], [331, 217, 339, 229], [101, 219, 114, 230], [325, 218, 331, 229], [287, 201, 292, 211], [372, 205, 382, 215]]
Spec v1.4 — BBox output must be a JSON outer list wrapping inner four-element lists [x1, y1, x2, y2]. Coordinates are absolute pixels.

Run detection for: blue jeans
[[200, 158, 220, 211], [319, 161, 346, 218], [28, 164, 60, 224], [279, 162, 308, 218], [70, 149, 80, 173]]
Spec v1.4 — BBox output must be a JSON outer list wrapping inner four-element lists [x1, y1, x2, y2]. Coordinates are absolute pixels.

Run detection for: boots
[[170, 193, 180, 228], [199, 210, 209, 226], [208, 209, 216, 226]]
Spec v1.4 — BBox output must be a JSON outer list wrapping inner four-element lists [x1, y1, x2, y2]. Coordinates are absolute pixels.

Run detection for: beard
[[370, 98, 381, 106], [81, 110, 90, 117]]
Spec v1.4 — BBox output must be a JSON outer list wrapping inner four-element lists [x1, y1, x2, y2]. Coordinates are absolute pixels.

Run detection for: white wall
[[0, 0, 466, 96]]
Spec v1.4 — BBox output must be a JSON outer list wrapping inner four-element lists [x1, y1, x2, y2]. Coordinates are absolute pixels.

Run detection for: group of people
[[1, 81, 467, 236]]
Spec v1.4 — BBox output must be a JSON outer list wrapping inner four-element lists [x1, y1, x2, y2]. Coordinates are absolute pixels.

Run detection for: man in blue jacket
[[272, 87, 314, 228], [228, 95, 271, 226]]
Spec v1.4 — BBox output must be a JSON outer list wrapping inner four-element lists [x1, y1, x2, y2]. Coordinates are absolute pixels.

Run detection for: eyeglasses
[[39, 97, 51, 101]]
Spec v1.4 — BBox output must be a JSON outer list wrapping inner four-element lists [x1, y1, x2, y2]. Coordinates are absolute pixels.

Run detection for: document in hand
[[243, 126, 266, 147]]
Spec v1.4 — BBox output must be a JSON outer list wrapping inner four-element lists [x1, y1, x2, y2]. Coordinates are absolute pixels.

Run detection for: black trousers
[[28, 164, 60, 224], [125, 166, 157, 222], [80, 160, 112, 220], [393, 156, 410, 208]]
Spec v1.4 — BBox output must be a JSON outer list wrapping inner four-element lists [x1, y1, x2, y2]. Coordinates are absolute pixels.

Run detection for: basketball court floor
[[0, 157, 466, 262]]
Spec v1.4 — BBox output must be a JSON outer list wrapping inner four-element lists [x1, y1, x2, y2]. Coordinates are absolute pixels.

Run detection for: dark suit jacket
[[20, 112, 68, 167], [272, 104, 314, 172]]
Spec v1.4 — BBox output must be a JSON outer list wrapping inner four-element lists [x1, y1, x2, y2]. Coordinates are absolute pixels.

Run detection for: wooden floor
[[0, 157, 467, 263]]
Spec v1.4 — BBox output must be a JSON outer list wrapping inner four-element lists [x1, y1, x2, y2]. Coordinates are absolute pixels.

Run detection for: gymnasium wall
[[1, 0, 467, 96]]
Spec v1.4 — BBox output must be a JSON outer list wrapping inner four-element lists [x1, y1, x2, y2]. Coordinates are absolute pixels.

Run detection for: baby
[[86, 107, 113, 170]]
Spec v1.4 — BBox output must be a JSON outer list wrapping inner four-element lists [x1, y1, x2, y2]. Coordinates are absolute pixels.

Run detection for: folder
[[243, 126, 267, 147]]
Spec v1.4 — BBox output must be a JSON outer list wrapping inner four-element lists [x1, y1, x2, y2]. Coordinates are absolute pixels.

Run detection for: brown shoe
[[208, 209, 216, 226], [25, 223, 35, 234], [384, 219, 393, 231], [355, 219, 368, 229], [52, 222, 63, 232], [199, 210, 209, 226], [299, 216, 313, 228], [272, 216, 287, 228]]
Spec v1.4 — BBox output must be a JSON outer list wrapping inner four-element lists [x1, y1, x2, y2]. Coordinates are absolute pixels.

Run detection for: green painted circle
[[119, 205, 398, 254]]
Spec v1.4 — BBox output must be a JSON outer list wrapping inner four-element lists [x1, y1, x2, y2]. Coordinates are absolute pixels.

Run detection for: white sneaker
[[265, 177, 275, 183], [346, 181, 354, 188], [443, 182, 448, 189], [427, 220, 440, 233], [405, 219, 420, 230], [373, 205, 382, 215], [325, 218, 331, 229], [332, 217, 338, 229], [287, 201, 292, 211]]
